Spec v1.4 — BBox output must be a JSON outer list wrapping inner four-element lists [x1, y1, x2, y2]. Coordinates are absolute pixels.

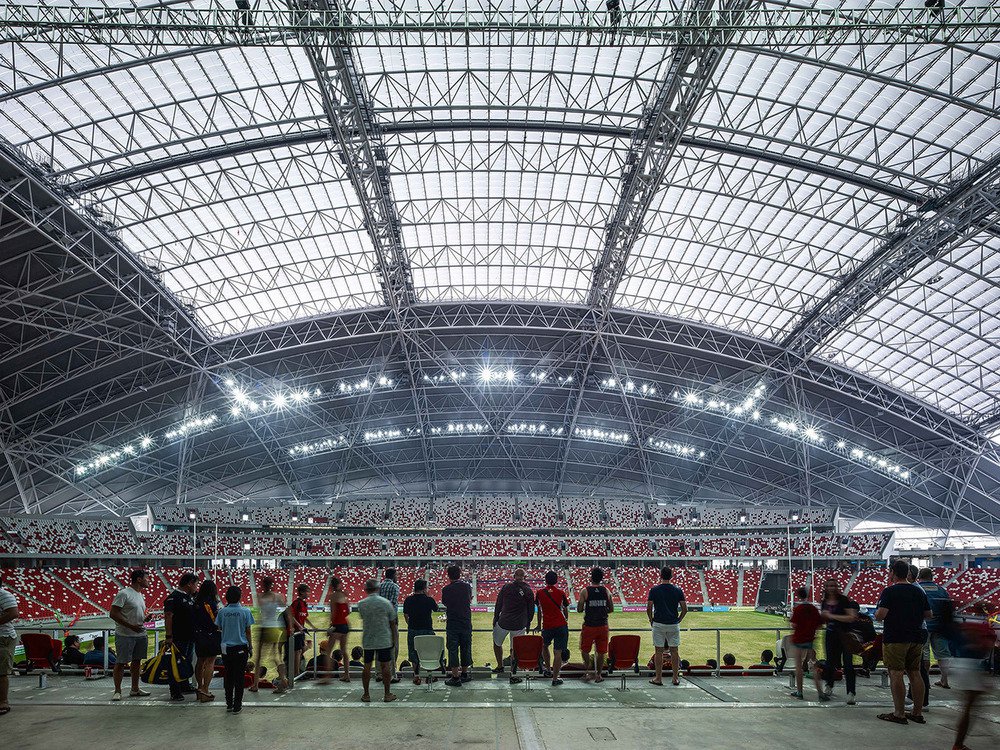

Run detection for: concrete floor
[[4, 671, 999, 749]]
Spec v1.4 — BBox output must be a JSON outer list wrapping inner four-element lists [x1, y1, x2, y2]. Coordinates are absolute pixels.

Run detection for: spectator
[[349, 646, 364, 669], [950, 609, 997, 750], [647, 567, 687, 687], [819, 577, 858, 705], [164, 572, 199, 701], [534, 571, 570, 686], [788, 587, 825, 701], [193, 579, 221, 703], [110, 569, 151, 701], [0, 573, 18, 716], [62, 635, 85, 666], [493, 568, 535, 685], [905, 563, 931, 708], [253, 576, 286, 693], [83, 636, 116, 667], [875, 559, 932, 725], [722, 653, 738, 668], [577, 567, 614, 683], [356, 578, 399, 703], [321, 576, 351, 684], [287, 583, 315, 678], [917, 567, 952, 690], [216, 586, 255, 714], [403, 579, 439, 685], [378, 568, 401, 683], [441, 565, 474, 687], [706, 658, 718, 670], [755, 650, 775, 668]]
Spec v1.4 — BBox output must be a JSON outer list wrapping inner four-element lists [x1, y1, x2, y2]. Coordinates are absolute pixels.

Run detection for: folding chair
[[511, 635, 545, 691], [607, 635, 640, 691], [412, 634, 445, 692]]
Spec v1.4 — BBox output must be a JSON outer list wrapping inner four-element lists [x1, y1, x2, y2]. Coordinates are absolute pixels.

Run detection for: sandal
[[934, 681, 950, 689], [648, 679, 663, 686], [877, 713, 908, 725], [906, 713, 926, 724], [0, 705, 10, 716], [672, 679, 680, 686]]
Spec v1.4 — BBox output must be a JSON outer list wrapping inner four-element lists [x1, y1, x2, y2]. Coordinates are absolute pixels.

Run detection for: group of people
[[787, 560, 996, 749]]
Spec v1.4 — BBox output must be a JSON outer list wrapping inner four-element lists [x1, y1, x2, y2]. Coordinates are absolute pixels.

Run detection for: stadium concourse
[[3, 1, 1000, 749]]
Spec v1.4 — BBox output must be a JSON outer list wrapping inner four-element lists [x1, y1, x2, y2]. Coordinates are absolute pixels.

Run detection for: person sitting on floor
[[349, 646, 365, 669], [62, 635, 85, 666], [82, 636, 116, 666], [706, 659, 718, 670]]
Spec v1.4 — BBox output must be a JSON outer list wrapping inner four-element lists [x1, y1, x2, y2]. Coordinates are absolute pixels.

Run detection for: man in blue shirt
[[647, 567, 687, 686], [917, 567, 953, 689], [216, 586, 255, 714]]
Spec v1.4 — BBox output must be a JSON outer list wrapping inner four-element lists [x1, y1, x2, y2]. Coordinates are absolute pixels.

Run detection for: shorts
[[651, 622, 681, 649], [542, 626, 569, 653], [0, 635, 15, 677], [328, 624, 350, 636], [116, 634, 148, 663], [883, 642, 923, 672], [493, 624, 525, 647], [792, 642, 814, 652], [924, 632, 952, 662], [363, 647, 393, 664], [580, 625, 609, 655], [292, 632, 306, 652], [262, 626, 285, 644]]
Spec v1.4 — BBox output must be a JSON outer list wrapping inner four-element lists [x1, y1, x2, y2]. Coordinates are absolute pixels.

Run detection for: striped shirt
[[378, 579, 400, 608], [0, 587, 17, 638]]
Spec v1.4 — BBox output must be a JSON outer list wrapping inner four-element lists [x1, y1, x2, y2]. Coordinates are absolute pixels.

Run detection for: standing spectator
[[164, 572, 199, 701], [378, 568, 401, 683], [950, 606, 998, 750], [533, 571, 570, 686], [403, 578, 439, 685], [819, 577, 858, 705], [493, 568, 534, 684], [0, 573, 18, 716], [441, 565, 474, 687], [253, 576, 286, 693], [321, 576, 351, 684], [110, 569, 151, 701], [357, 579, 399, 703], [216, 586, 254, 714], [647, 567, 687, 687], [192, 579, 221, 703], [62, 635, 85, 666], [906, 563, 931, 708], [577, 567, 614, 683], [918, 567, 952, 693], [788, 586, 825, 701], [875, 559, 932, 725], [287, 583, 315, 678]]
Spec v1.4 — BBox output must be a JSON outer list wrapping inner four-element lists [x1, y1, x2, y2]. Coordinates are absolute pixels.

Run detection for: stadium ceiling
[[1, 1, 999, 534]]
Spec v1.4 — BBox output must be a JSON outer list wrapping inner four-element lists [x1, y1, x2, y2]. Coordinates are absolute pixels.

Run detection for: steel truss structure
[[1, 1, 999, 537]]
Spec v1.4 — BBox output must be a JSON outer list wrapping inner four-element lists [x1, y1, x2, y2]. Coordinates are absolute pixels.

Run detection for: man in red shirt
[[287, 584, 316, 677], [788, 586, 825, 701], [533, 571, 570, 686]]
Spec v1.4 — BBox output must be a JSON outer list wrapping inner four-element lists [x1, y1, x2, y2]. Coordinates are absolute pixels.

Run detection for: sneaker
[[818, 693, 831, 703], [904, 697, 914, 708], [551, 678, 564, 687], [129, 689, 151, 698], [226, 705, 233, 712], [823, 685, 833, 698], [846, 693, 856, 705], [509, 676, 523, 685], [169, 695, 185, 702], [492, 667, 505, 675], [112, 692, 122, 702], [233, 707, 242, 715], [445, 678, 464, 687], [789, 690, 803, 699], [460, 673, 472, 683]]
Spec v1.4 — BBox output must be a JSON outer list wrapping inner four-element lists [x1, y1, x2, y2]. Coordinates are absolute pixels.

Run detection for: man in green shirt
[[356, 579, 399, 703]]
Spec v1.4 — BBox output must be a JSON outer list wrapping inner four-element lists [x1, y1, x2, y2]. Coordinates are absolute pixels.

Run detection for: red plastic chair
[[607, 635, 641, 691], [19, 633, 62, 673], [511, 635, 545, 691]]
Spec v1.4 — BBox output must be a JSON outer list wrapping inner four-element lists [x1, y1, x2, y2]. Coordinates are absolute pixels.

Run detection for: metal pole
[[809, 523, 816, 599], [786, 525, 793, 610], [286, 629, 296, 689], [102, 629, 109, 672], [715, 629, 721, 677], [192, 516, 197, 570]]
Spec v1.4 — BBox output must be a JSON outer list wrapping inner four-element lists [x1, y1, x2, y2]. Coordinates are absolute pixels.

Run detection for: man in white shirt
[[110, 569, 151, 701], [0, 572, 19, 716]]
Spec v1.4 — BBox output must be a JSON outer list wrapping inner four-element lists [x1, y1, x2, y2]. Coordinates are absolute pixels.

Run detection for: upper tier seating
[[741, 568, 762, 606], [649, 505, 690, 527], [846, 567, 888, 605], [339, 537, 381, 556], [564, 537, 606, 557], [250, 507, 288, 526], [478, 497, 517, 527], [152, 507, 188, 523], [604, 500, 648, 528], [5, 518, 84, 554], [388, 497, 430, 528], [437, 497, 477, 527], [946, 568, 1000, 608], [697, 509, 742, 527], [0, 533, 23, 553], [343, 500, 387, 527], [747, 509, 793, 526], [478, 537, 519, 557], [563, 499, 604, 529], [699, 537, 738, 557], [205, 535, 247, 557], [141, 533, 193, 557], [386, 538, 427, 557], [77, 520, 143, 555], [516, 497, 559, 528], [790, 535, 842, 557], [300, 537, 337, 557], [848, 534, 889, 557], [704, 569, 739, 605], [520, 538, 562, 557], [799, 508, 835, 524], [747, 536, 787, 557], [2, 568, 102, 617], [607, 537, 654, 557], [198, 507, 241, 524], [55, 567, 122, 610]]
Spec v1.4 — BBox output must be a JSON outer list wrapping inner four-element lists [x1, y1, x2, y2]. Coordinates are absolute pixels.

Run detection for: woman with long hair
[[253, 575, 287, 692], [820, 577, 859, 704], [192, 579, 221, 702], [320, 577, 351, 685]]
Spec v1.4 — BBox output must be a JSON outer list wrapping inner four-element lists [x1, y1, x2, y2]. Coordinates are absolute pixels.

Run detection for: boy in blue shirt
[[216, 586, 255, 713]]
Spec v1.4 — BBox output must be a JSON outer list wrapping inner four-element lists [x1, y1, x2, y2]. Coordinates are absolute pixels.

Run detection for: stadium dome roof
[[0, 1, 998, 533]]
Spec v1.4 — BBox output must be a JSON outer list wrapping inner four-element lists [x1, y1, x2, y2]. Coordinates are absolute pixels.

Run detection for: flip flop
[[905, 713, 926, 724], [384, 694, 398, 703], [361, 695, 371, 703], [672, 679, 681, 686], [648, 679, 663, 686], [877, 713, 908, 725]]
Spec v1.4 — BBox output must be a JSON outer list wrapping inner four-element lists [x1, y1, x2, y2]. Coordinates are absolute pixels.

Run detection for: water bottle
[[38, 673, 47, 688], [85, 666, 93, 679]]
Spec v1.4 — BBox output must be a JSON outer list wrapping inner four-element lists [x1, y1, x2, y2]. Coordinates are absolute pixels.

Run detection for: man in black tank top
[[576, 567, 614, 683]]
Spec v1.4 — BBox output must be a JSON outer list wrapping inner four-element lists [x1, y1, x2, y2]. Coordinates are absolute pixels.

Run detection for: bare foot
[[361, 694, 371, 703], [384, 693, 397, 703]]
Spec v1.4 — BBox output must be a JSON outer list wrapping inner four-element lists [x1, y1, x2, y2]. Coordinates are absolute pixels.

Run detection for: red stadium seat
[[19, 633, 62, 673], [511, 635, 545, 691], [607, 634, 641, 691]]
